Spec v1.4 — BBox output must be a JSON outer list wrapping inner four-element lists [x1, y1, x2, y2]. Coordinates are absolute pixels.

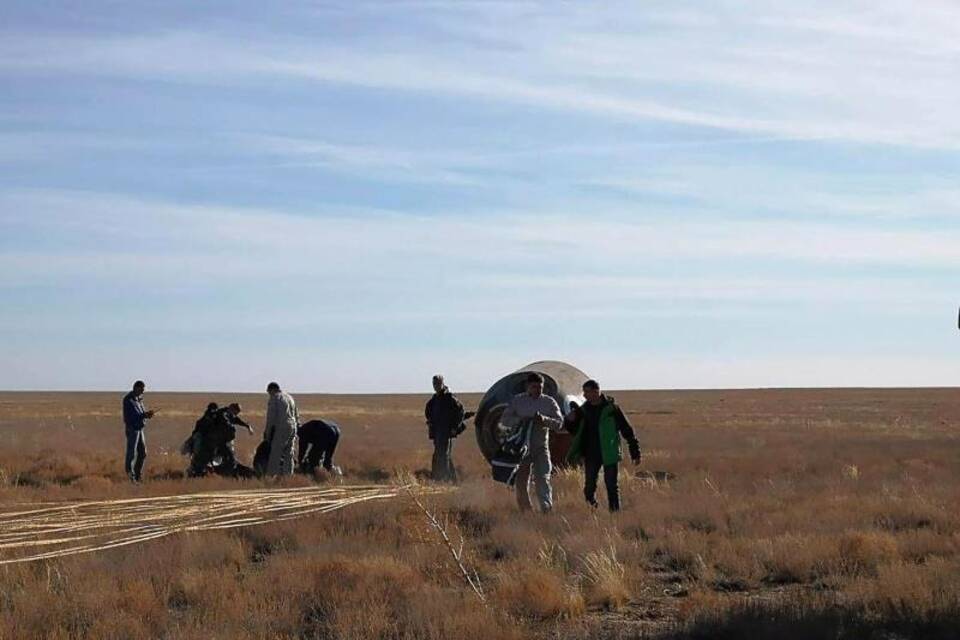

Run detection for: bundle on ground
[[0, 484, 418, 564]]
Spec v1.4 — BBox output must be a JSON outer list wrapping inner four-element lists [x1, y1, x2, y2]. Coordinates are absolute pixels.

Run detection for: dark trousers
[[584, 457, 620, 512], [124, 427, 146, 481], [431, 435, 456, 482], [299, 425, 340, 473], [189, 435, 237, 477]]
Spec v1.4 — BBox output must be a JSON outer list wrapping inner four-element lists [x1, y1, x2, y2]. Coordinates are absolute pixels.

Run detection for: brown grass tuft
[[580, 545, 632, 610], [496, 562, 586, 620], [838, 531, 899, 575]]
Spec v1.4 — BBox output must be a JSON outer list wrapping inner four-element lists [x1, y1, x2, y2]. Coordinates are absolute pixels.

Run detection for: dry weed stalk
[[398, 474, 486, 604]]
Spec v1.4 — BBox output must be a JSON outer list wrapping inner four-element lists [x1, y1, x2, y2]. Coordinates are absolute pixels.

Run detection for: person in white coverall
[[500, 372, 564, 512], [264, 381, 299, 476]]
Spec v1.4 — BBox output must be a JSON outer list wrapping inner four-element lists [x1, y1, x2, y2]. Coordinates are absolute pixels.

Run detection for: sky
[[1, 0, 958, 393]]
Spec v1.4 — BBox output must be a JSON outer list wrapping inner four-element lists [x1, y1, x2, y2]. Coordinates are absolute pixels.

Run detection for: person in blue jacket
[[122, 380, 155, 483]]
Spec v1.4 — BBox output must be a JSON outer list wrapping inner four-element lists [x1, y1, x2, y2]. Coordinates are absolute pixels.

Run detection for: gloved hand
[[628, 440, 641, 465]]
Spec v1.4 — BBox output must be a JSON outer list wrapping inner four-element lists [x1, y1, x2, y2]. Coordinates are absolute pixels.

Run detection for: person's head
[[206, 402, 219, 413], [133, 380, 145, 394], [266, 382, 280, 395], [432, 374, 445, 394], [582, 379, 602, 404], [227, 402, 242, 416], [525, 372, 544, 398]]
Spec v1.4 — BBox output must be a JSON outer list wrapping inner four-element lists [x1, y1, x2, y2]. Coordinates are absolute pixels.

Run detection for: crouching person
[[298, 419, 342, 475], [182, 402, 219, 458], [189, 403, 253, 477], [567, 379, 640, 512]]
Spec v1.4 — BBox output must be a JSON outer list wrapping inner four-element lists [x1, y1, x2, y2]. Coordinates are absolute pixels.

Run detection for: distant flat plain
[[0, 388, 956, 638]]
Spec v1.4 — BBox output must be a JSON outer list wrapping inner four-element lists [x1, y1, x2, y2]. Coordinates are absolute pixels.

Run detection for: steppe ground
[[0, 388, 957, 639]]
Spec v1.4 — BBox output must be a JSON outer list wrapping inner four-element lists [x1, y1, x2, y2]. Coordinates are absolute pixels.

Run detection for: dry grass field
[[0, 388, 957, 639]]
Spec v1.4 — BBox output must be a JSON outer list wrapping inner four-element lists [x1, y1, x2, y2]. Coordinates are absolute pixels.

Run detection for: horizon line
[[0, 385, 955, 396]]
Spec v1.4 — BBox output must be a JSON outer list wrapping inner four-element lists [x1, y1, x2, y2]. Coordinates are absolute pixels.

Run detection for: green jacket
[[566, 396, 639, 467]]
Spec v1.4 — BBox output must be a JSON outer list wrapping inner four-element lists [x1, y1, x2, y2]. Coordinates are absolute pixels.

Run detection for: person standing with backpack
[[425, 374, 465, 483], [566, 379, 641, 512]]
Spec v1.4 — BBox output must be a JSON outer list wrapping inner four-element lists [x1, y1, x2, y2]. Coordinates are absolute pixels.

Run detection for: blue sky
[[1, 1, 958, 392]]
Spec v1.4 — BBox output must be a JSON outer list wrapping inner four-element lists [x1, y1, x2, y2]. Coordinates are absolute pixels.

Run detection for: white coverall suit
[[265, 390, 299, 476], [500, 392, 564, 512]]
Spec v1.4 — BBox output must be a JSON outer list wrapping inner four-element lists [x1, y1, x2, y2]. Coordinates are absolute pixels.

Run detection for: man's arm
[[265, 398, 280, 440], [563, 403, 582, 434], [232, 416, 254, 434], [425, 397, 435, 439], [122, 396, 134, 427], [539, 397, 563, 431], [450, 395, 465, 429], [614, 405, 641, 462]]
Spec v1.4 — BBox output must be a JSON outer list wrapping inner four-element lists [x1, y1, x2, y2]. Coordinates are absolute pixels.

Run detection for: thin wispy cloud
[[3, 3, 958, 148], [584, 169, 960, 221], [3, 189, 955, 290]]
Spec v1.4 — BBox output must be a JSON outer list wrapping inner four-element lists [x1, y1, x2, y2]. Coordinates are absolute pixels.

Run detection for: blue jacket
[[123, 391, 148, 430]]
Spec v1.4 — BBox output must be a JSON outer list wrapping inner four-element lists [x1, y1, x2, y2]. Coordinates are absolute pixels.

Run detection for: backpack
[[451, 411, 475, 439], [490, 419, 532, 486], [253, 440, 271, 476]]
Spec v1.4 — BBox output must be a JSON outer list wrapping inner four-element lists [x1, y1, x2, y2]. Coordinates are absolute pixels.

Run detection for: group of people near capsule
[[426, 372, 641, 513], [124, 372, 640, 513], [122, 380, 340, 482]]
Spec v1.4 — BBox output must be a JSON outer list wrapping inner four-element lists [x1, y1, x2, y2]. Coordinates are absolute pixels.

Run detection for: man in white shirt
[[264, 381, 299, 476], [500, 372, 563, 512]]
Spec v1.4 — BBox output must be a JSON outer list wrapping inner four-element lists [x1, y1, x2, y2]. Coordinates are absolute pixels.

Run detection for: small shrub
[[839, 531, 899, 576], [495, 563, 585, 620]]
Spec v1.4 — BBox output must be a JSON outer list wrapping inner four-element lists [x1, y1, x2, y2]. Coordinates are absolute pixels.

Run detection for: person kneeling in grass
[[566, 379, 641, 512]]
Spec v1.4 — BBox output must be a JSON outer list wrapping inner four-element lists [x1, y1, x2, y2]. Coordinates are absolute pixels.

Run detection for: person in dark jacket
[[122, 380, 155, 483], [566, 379, 641, 512], [188, 403, 253, 477], [297, 419, 342, 475], [181, 402, 219, 456], [425, 374, 465, 483]]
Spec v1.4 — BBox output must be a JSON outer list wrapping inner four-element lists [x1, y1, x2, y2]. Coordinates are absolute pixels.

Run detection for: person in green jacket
[[566, 379, 641, 512]]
